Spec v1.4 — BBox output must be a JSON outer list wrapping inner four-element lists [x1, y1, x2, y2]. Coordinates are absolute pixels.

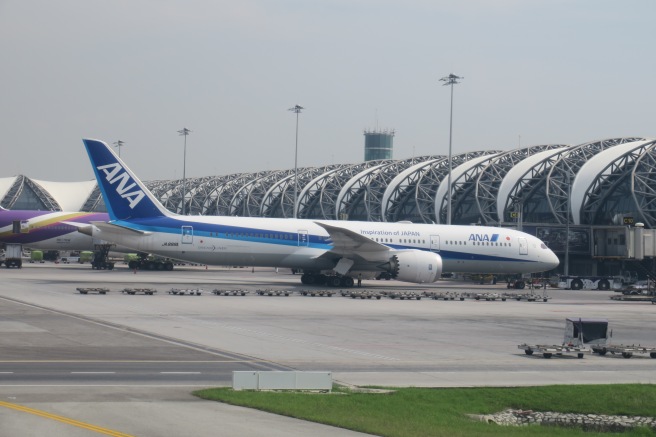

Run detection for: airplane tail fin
[[82, 139, 174, 221]]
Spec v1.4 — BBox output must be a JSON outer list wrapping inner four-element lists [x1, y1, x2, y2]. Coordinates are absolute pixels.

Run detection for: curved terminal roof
[[381, 158, 441, 221], [31, 179, 97, 211], [0, 177, 17, 201], [571, 140, 651, 225], [4, 137, 656, 229], [632, 141, 656, 227], [496, 147, 569, 222], [434, 153, 498, 223]]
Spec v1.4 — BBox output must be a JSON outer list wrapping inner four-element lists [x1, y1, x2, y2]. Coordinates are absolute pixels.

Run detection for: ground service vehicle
[[520, 318, 656, 359], [1, 243, 23, 268], [558, 275, 618, 290]]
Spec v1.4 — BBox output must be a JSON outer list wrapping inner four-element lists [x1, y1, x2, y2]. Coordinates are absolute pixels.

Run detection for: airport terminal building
[[2, 136, 656, 277]]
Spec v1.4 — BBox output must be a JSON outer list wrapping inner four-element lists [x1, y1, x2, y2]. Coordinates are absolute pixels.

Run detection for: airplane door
[[298, 230, 309, 246], [518, 237, 528, 255], [181, 226, 193, 244], [430, 235, 440, 252], [12, 220, 29, 234]]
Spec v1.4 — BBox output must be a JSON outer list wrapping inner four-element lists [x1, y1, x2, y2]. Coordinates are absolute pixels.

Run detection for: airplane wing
[[314, 221, 392, 262]]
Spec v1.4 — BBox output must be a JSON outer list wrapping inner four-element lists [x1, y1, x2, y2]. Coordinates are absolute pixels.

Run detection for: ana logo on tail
[[97, 163, 145, 209]]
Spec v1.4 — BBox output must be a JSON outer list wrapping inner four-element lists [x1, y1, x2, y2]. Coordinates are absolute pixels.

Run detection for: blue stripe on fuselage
[[113, 218, 333, 249], [112, 218, 533, 263]]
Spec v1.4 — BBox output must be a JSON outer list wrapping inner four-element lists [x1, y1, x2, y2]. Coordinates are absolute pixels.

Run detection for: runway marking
[[0, 400, 134, 437], [71, 372, 116, 374], [160, 372, 201, 374], [0, 360, 267, 363], [0, 372, 14, 374]]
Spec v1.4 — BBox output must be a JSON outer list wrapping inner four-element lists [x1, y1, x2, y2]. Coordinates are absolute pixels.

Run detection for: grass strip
[[194, 384, 656, 437]]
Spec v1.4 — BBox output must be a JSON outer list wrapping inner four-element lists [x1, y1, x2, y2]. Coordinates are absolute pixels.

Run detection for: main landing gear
[[300, 273, 355, 288], [91, 244, 114, 270]]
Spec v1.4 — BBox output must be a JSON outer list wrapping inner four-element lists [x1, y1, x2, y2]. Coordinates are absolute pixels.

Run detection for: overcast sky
[[1, 0, 654, 182]]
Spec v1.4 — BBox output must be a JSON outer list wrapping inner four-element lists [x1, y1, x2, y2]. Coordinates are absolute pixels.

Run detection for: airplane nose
[[545, 250, 560, 270]]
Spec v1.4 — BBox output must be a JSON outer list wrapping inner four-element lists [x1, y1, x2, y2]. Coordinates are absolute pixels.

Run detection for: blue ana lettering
[[468, 233, 499, 242]]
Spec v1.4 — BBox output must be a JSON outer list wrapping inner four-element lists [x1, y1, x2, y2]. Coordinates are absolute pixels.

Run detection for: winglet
[[82, 139, 173, 221]]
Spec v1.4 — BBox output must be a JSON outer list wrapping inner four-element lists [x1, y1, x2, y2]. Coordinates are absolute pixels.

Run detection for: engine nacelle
[[389, 250, 443, 283]]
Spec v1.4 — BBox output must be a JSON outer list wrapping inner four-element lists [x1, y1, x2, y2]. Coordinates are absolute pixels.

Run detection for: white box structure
[[232, 371, 332, 391]]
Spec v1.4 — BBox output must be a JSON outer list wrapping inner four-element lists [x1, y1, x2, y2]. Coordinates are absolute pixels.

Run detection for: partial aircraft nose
[[541, 243, 560, 271]]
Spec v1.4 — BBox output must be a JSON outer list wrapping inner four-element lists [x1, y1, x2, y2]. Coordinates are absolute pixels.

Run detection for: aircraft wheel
[[343, 276, 355, 287], [165, 262, 174, 271], [571, 279, 583, 290], [329, 276, 341, 287]]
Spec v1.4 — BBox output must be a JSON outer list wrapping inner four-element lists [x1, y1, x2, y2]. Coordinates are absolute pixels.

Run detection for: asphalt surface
[[1, 263, 655, 436]]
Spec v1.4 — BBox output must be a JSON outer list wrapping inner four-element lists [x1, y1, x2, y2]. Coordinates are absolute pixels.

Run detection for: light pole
[[113, 140, 125, 157], [439, 73, 463, 225], [177, 127, 191, 215], [288, 105, 304, 219], [564, 171, 571, 276]]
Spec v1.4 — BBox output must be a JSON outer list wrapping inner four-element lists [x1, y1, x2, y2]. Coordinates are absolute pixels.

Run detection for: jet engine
[[386, 250, 443, 283]]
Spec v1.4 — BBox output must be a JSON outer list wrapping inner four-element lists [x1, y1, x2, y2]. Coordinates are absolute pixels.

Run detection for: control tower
[[364, 129, 395, 161]]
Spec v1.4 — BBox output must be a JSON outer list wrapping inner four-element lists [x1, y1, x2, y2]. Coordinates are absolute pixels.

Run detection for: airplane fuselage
[[94, 215, 557, 275], [0, 210, 108, 251]]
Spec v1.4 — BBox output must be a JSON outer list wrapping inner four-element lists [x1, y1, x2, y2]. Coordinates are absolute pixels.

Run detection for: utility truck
[[1, 243, 23, 268], [558, 275, 619, 291]]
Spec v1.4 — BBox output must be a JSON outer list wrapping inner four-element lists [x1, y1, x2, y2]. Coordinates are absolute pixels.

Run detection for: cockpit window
[[541, 243, 548, 249]]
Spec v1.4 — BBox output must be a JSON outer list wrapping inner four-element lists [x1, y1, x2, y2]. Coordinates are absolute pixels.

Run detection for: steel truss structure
[[4, 137, 656, 230]]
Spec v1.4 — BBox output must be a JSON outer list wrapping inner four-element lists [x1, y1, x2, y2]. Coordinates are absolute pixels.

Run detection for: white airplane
[[82, 138, 559, 287]]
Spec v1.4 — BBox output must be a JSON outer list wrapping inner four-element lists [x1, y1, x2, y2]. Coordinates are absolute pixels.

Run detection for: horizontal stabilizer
[[91, 221, 152, 235]]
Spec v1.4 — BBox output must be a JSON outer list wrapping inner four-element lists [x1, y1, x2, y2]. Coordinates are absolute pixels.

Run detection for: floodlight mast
[[178, 127, 192, 215], [288, 105, 304, 219], [439, 73, 463, 225], [113, 140, 125, 157]]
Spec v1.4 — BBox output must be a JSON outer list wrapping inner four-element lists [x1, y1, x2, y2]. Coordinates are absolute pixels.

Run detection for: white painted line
[[0, 372, 14, 374], [160, 372, 201, 374], [70, 372, 116, 374]]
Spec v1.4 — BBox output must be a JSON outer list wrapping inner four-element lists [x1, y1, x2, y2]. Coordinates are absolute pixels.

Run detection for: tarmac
[[1, 263, 655, 436]]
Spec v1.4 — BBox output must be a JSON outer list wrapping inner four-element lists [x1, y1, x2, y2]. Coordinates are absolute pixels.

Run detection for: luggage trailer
[[518, 318, 607, 359]]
